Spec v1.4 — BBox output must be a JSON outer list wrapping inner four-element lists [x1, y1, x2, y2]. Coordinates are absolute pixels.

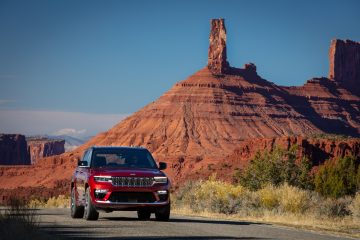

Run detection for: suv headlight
[[94, 176, 112, 183], [153, 176, 168, 184]]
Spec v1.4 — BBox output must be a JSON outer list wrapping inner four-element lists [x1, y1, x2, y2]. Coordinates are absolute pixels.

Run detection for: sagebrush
[[174, 178, 360, 220]]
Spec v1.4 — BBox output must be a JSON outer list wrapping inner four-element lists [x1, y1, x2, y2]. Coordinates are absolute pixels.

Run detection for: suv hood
[[91, 168, 164, 177]]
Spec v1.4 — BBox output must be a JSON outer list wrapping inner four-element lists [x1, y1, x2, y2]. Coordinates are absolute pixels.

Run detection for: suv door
[[76, 149, 91, 205]]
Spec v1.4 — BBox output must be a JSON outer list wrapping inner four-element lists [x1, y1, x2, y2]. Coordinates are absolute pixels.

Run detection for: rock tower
[[207, 19, 230, 74]]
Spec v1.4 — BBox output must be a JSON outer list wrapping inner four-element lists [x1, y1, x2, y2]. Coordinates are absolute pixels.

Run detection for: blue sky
[[0, 0, 359, 136]]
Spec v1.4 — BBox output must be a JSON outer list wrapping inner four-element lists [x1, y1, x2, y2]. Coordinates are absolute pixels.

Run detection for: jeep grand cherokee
[[70, 146, 170, 221]]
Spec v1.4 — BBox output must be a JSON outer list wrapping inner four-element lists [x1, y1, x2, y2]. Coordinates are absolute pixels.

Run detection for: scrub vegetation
[[173, 146, 360, 237]]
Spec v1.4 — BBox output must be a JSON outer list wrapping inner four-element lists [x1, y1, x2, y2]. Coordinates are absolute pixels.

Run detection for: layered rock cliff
[[0, 134, 30, 165], [27, 137, 65, 164], [228, 136, 360, 165]]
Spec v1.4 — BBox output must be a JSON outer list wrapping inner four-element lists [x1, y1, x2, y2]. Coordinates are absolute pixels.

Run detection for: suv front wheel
[[70, 187, 84, 218], [84, 188, 99, 221], [155, 202, 170, 221]]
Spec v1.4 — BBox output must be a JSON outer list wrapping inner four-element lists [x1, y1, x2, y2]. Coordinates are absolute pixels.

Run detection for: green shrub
[[315, 156, 359, 198], [236, 146, 314, 191]]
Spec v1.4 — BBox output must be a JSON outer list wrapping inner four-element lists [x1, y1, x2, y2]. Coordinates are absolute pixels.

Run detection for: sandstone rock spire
[[207, 19, 230, 74], [329, 39, 360, 95]]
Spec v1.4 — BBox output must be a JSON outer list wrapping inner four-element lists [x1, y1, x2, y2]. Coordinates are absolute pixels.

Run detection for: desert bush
[[0, 197, 40, 240], [29, 195, 70, 208], [315, 155, 359, 198], [236, 145, 359, 199], [277, 184, 311, 214], [258, 185, 280, 210], [44, 195, 70, 208], [236, 146, 314, 191], [312, 196, 352, 218], [349, 192, 360, 219], [257, 184, 311, 214], [177, 175, 249, 214]]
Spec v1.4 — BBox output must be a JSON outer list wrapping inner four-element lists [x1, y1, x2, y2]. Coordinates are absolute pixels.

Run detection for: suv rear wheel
[[155, 203, 170, 221], [84, 188, 99, 221], [137, 210, 151, 220], [70, 187, 84, 218]]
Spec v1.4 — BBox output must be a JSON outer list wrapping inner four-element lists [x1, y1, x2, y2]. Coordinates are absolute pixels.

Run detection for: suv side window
[[81, 150, 91, 167]]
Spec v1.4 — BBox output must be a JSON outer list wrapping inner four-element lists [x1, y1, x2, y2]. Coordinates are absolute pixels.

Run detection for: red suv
[[70, 146, 170, 221]]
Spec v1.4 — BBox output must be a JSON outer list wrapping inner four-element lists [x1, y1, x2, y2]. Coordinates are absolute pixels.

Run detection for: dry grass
[[173, 206, 360, 238], [29, 195, 70, 208], [349, 192, 360, 219], [173, 179, 360, 238]]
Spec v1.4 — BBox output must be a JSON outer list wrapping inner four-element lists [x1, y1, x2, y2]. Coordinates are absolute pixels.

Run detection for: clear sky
[[0, 0, 359, 137]]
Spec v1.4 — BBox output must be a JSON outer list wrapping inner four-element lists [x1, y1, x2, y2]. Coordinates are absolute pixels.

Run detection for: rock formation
[[329, 39, 360, 95], [27, 137, 65, 164], [0, 134, 30, 165], [228, 136, 360, 165], [0, 19, 359, 197], [208, 19, 229, 74]]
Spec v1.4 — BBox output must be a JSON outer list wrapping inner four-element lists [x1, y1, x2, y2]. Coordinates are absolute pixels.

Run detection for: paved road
[[38, 208, 352, 240]]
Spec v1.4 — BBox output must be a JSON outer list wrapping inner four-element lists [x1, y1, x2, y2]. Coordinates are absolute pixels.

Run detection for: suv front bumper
[[94, 199, 169, 210], [90, 183, 170, 211]]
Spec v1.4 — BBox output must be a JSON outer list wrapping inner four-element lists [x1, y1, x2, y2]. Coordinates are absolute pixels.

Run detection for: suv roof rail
[[90, 145, 146, 149]]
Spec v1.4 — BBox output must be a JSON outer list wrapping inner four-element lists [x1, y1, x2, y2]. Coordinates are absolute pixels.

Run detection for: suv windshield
[[91, 148, 157, 169]]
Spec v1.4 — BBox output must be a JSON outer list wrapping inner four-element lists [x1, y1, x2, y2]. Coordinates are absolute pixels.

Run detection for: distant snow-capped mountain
[[50, 135, 93, 151]]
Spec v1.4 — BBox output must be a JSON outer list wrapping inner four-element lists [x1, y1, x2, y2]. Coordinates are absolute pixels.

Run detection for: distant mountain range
[[50, 135, 88, 152]]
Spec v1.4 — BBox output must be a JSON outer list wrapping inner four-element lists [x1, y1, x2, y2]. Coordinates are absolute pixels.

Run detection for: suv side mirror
[[78, 160, 88, 167], [159, 162, 167, 170]]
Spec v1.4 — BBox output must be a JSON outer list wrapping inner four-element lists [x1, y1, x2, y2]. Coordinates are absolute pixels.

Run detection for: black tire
[[155, 203, 170, 221], [84, 188, 99, 221], [70, 187, 84, 218], [137, 210, 151, 220]]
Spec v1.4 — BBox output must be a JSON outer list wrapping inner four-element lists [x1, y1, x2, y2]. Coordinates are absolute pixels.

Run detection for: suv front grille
[[108, 192, 156, 203], [111, 177, 153, 187]]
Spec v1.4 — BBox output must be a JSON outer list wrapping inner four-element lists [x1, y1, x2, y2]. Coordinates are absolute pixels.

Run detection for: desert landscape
[[0, 1, 359, 239], [1, 18, 359, 199]]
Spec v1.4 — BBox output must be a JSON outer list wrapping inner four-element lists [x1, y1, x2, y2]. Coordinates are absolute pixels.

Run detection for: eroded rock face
[[208, 19, 229, 74], [27, 138, 65, 164], [329, 39, 360, 95], [284, 77, 360, 136], [228, 136, 360, 165], [0, 134, 30, 165]]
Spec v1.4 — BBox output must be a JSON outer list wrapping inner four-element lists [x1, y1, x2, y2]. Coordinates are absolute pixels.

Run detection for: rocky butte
[[27, 137, 65, 164], [0, 134, 30, 165], [329, 39, 360, 96], [0, 19, 359, 199]]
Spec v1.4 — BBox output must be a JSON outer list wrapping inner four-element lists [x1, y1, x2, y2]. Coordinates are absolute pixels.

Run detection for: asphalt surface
[[38, 208, 353, 240]]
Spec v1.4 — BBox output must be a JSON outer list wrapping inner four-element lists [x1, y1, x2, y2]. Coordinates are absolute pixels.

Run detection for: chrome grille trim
[[111, 177, 154, 187]]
